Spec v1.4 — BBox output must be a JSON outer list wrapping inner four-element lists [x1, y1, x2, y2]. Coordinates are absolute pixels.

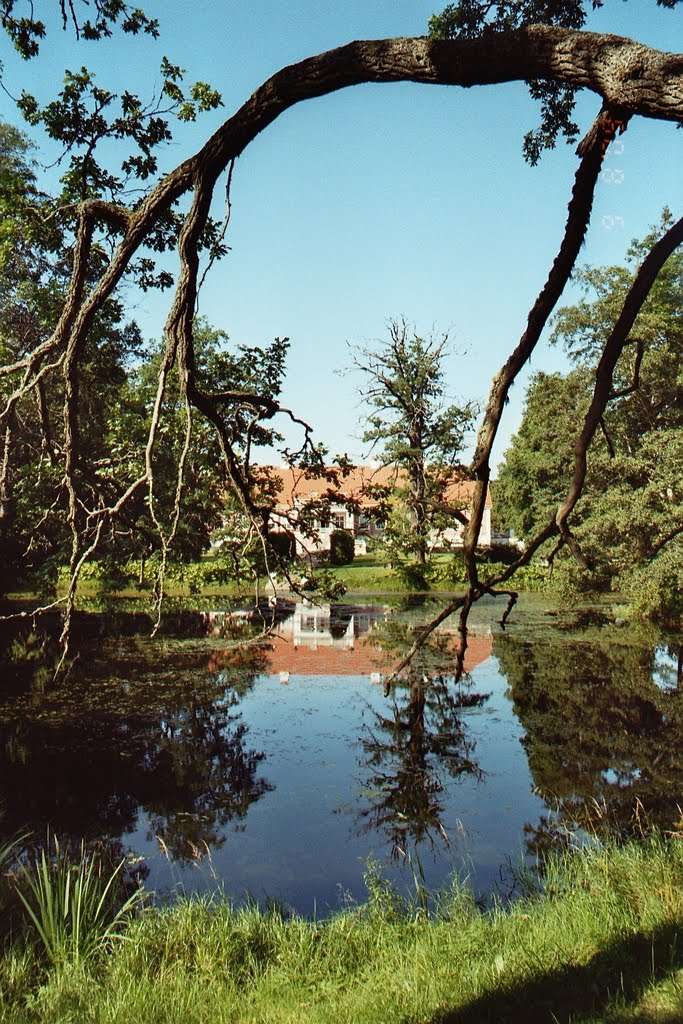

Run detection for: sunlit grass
[[2, 833, 683, 1022]]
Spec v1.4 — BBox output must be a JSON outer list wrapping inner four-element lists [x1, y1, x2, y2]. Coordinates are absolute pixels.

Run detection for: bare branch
[[651, 523, 683, 558], [609, 337, 644, 400], [556, 215, 683, 540], [3, 25, 681, 671]]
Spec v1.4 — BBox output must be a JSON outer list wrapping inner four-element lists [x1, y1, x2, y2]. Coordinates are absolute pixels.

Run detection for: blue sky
[[2, 1, 681, 469]]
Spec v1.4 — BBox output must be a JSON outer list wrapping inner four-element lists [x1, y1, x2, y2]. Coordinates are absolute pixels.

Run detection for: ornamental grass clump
[[14, 836, 144, 967]]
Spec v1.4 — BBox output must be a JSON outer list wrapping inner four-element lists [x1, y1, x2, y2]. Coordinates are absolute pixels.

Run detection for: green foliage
[[0, 834, 26, 946], [353, 318, 477, 578], [1, 0, 159, 59], [476, 541, 524, 565], [56, 552, 252, 596], [0, 120, 151, 592], [431, 557, 549, 591], [17, 59, 221, 208], [494, 369, 590, 538], [265, 530, 296, 564], [4, 836, 683, 1021], [494, 614, 683, 843], [3, 3, 223, 295], [0, 121, 296, 605], [295, 567, 347, 600], [0, 126, 292, 598], [328, 528, 355, 566], [496, 215, 683, 622], [428, 1, 586, 163], [324, 559, 410, 593], [628, 543, 683, 622]]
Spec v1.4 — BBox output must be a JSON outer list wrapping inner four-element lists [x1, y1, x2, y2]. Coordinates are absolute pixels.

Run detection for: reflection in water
[[208, 602, 393, 678], [1, 597, 681, 911], [208, 602, 494, 866], [351, 617, 491, 857], [357, 672, 488, 858], [143, 695, 273, 862], [493, 615, 683, 855], [0, 611, 272, 864]]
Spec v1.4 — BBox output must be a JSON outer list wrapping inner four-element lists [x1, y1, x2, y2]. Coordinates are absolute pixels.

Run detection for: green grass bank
[[3, 835, 683, 1023], [11, 553, 546, 604]]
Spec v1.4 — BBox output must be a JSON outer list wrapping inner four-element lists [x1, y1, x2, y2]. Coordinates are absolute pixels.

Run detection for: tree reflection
[[356, 622, 489, 858], [493, 618, 683, 854], [0, 612, 273, 865], [145, 694, 273, 860]]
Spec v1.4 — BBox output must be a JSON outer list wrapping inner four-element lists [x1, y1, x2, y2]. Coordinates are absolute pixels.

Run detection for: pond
[[0, 594, 680, 915]]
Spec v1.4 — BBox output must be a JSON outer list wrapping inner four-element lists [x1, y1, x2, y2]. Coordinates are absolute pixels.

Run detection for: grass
[[321, 555, 549, 595], [3, 834, 683, 1022], [327, 557, 413, 593]]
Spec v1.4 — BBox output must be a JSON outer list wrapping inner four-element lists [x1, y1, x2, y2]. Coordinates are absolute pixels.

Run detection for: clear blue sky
[[2, 2, 681, 469]]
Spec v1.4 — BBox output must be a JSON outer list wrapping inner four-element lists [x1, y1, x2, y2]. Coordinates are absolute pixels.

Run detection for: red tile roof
[[262, 465, 492, 509], [266, 632, 492, 677]]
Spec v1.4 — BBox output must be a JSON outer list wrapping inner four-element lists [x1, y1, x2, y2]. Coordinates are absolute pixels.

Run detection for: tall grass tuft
[[15, 836, 144, 967], [0, 833, 29, 947]]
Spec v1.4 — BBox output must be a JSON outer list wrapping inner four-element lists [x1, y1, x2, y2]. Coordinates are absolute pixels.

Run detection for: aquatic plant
[[14, 836, 144, 966], [0, 834, 26, 944]]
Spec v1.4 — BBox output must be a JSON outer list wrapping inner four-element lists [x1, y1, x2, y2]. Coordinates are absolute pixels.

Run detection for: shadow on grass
[[434, 919, 683, 1023]]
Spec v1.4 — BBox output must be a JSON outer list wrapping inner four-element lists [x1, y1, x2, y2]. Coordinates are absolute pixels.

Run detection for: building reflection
[[0, 602, 495, 885], [205, 601, 493, 680], [204, 602, 494, 859]]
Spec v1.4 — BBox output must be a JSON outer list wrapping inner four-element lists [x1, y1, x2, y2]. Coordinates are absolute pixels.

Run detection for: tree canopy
[[1, 0, 159, 59], [352, 319, 477, 585], [496, 215, 683, 621]]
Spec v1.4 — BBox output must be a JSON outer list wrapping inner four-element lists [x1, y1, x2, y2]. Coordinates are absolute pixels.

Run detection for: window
[[332, 512, 346, 529]]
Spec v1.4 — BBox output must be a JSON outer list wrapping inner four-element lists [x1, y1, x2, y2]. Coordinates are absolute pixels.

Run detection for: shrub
[[329, 529, 355, 566], [431, 557, 549, 592], [476, 542, 523, 565]]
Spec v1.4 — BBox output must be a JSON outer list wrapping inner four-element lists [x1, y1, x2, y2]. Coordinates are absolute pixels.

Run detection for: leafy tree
[[1, 0, 159, 59], [352, 319, 477, 586], [115, 319, 293, 587], [494, 370, 590, 540], [0, 125, 292, 600], [0, 121, 146, 593], [496, 216, 683, 622]]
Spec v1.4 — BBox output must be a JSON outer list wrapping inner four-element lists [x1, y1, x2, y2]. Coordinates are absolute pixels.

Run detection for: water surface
[[0, 595, 679, 913]]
